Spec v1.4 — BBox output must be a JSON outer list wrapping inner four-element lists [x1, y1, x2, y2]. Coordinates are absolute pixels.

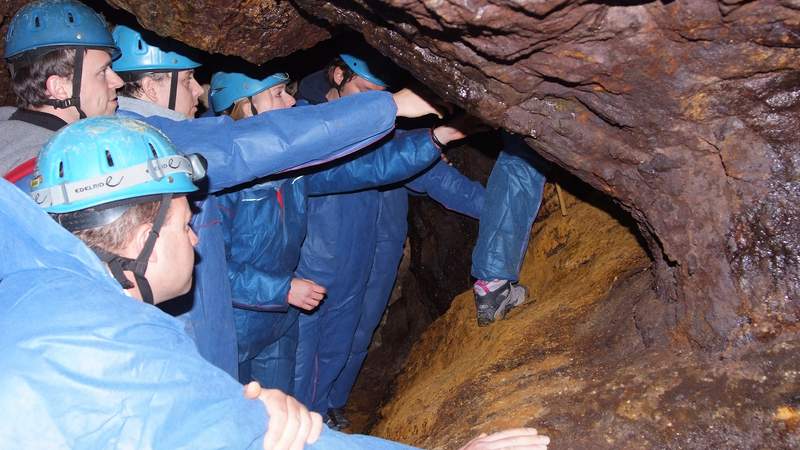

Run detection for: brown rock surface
[[290, 0, 800, 352], [372, 180, 800, 449]]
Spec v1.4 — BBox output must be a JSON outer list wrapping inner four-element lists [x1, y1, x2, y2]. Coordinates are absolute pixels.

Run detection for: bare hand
[[459, 428, 550, 450], [433, 114, 490, 146], [393, 88, 445, 119], [243, 382, 324, 450], [288, 278, 326, 310]]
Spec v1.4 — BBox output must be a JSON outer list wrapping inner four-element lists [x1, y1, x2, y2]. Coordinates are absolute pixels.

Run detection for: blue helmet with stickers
[[209, 71, 290, 113], [340, 53, 390, 88], [111, 25, 200, 73], [4, 0, 119, 61], [30, 116, 206, 304]]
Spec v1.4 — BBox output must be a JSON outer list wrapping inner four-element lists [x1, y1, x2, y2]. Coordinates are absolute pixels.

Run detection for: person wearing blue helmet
[[208, 68, 470, 395], [292, 51, 486, 428], [1, 0, 124, 186], [105, 24, 444, 378]]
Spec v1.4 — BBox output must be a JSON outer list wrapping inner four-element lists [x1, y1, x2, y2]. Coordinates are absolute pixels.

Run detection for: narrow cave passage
[[1, 0, 799, 449]]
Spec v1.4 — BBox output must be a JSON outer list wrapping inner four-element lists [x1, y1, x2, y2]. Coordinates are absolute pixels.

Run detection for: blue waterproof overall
[[472, 133, 548, 282], [293, 70, 485, 413], [0, 178, 420, 450], [220, 126, 444, 393]]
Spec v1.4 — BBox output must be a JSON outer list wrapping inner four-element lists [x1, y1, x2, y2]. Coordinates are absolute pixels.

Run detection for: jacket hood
[[0, 179, 113, 286]]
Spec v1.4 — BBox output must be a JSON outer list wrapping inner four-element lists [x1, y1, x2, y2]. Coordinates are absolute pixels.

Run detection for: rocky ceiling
[[1, 1, 798, 351]]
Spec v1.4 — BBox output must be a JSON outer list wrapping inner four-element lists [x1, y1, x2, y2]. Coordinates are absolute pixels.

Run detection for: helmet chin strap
[[247, 96, 258, 117], [91, 194, 172, 305], [167, 70, 179, 111], [45, 49, 87, 119]]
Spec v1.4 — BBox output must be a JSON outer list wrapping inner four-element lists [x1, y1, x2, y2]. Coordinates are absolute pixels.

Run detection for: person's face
[[78, 49, 124, 117], [250, 83, 295, 115], [152, 69, 203, 118], [338, 72, 386, 97], [146, 196, 198, 303]]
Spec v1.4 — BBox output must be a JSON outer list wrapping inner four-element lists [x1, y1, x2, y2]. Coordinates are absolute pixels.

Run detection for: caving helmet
[[339, 53, 390, 88], [30, 116, 206, 303], [209, 71, 290, 113]]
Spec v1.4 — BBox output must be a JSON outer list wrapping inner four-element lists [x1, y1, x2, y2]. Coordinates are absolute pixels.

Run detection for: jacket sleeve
[[140, 90, 397, 193], [404, 159, 486, 219], [227, 261, 292, 312], [216, 193, 292, 311], [305, 129, 440, 195]]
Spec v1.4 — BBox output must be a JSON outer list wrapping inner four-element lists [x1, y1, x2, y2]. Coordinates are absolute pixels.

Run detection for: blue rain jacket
[[295, 158, 486, 412], [116, 91, 399, 378], [0, 178, 420, 450], [472, 133, 548, 281], [219, 128, 443, 393], [326, 160, 486, 409]]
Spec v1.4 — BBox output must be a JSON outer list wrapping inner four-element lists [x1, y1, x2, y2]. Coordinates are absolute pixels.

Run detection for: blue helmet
[[209, 72, 290, 113], [340, 53, 390, 88], [31, 116, 204, 216], [4, 0, 119, 61], [111, 25, 200, 73]]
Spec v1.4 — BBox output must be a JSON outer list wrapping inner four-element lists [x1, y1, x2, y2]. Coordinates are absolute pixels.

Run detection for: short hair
[[73, 200, 162, 254], [325, 57, 356, 88], [119, 71, 170, 98], [7, 48, 76, 109]]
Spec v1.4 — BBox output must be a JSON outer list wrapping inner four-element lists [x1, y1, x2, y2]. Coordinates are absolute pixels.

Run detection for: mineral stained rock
[[289, 0, 800, 353], [104, 0, 330, 62]]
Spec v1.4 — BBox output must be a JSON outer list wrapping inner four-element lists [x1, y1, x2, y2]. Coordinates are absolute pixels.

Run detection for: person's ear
[[332, 67, 345, 87], [127, 222, 158, 263], [44, 74, 72, 101], [139, 76, 161, 103]]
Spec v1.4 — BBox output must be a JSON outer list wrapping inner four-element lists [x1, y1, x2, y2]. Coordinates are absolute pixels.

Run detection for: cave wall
[[285, 0, 800, 352]]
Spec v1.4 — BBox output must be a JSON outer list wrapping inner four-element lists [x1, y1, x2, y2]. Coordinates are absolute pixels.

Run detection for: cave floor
[[347, 184, 800, 449]]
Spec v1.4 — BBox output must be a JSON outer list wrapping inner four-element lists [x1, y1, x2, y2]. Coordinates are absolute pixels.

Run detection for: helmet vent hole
[[149, 143, 158, 159], [105, 149, 115, 167], [58, 161, 64, 178], [67, 12, 74, 23], [137, 40, 143, 51], [34, 16, 41, 28]]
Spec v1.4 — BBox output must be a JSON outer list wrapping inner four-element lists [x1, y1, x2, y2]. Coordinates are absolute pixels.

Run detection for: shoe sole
[[477, 285, 529, 327]]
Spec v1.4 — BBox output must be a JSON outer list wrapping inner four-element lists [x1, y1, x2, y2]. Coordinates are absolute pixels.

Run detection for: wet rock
[[286, 0, 800, 351], [104, 0, 330, 62]]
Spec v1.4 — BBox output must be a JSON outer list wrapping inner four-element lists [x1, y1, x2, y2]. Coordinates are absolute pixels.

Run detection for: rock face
[[288, 0, 800, 352]]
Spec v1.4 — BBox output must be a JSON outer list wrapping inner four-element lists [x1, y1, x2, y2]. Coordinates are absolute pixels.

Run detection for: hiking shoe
[[474, 279, 528, 327], [324, 408, 351, 431]]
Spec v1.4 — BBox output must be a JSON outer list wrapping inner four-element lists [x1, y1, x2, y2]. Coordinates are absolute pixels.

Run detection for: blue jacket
[[220, 128, 442, 313], [115, 92, 399, 377], [0, 178, 420, 450]]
